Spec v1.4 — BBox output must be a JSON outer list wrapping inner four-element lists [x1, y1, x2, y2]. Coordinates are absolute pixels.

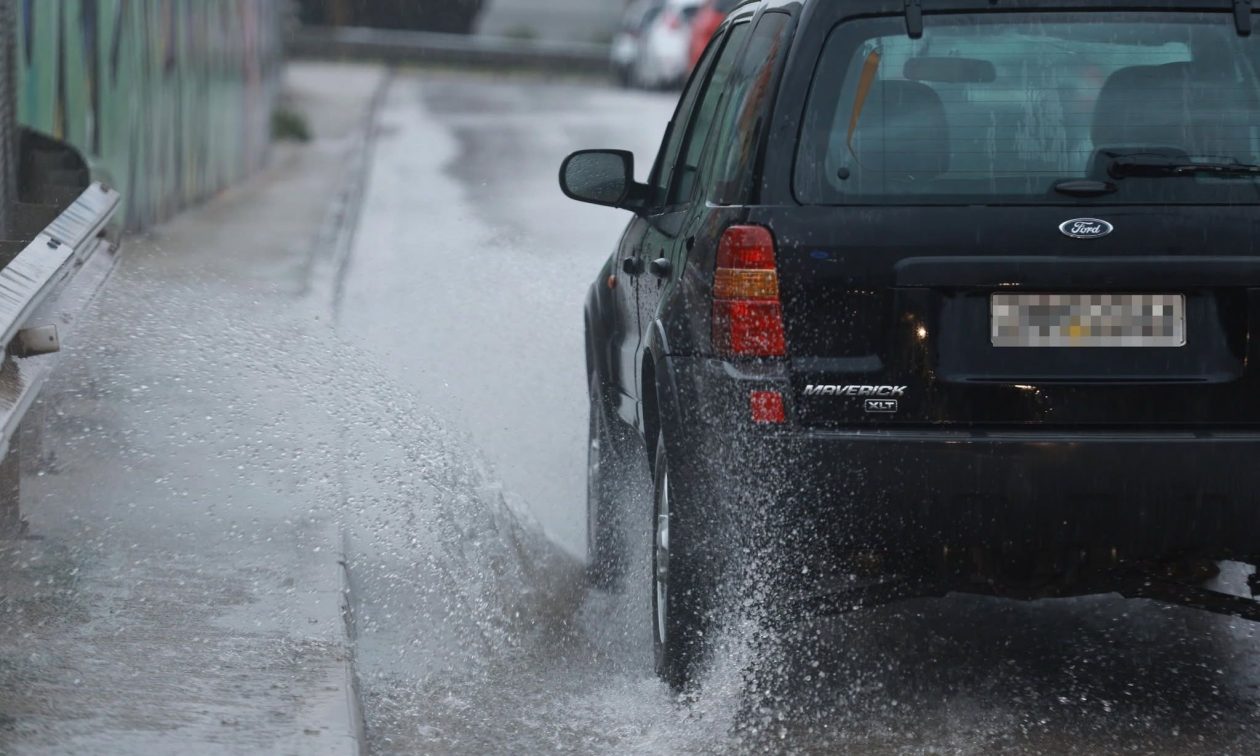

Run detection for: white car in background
[[611, 0, 665, 87], [633, 0, 704, 89]]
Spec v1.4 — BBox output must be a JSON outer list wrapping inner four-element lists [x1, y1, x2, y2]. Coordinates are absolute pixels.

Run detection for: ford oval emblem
[[1059, 218, 1114, 239]]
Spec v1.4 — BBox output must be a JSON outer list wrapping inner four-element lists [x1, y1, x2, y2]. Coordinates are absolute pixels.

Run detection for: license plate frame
[[991, 293, 1187, 348]]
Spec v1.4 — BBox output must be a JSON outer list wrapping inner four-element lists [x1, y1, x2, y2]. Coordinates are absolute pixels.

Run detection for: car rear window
[[795, 12, 1260, 205]]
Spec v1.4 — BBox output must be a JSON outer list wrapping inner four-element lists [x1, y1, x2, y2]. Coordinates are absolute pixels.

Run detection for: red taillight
[[713, 301, 786, 355], [712, 225, 787, 358], [717, 225, 777, 270], [749, 391, 786, 424]]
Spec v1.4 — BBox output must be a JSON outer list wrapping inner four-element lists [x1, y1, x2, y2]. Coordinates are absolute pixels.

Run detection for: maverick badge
[[803, 385, 907, 397], [804, 385, 906, 414]]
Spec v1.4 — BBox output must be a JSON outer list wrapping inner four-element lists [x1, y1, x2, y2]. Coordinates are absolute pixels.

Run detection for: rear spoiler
[[902, 0, 1251, 38]]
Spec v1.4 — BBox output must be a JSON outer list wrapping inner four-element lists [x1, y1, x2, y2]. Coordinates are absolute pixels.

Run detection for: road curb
[[304, 66, 391, 756], [308, 67, 393, 320], [339, 527, 367, 755], [338, 542, 367, 756], [290, 66, 389, 756], [278, 521, 366, 756]]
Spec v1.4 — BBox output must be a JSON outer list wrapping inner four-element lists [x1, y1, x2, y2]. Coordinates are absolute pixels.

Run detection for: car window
[[649, 26, 728, 204], [795, 12, 1260, 205], [706, 11, 791, 204], [665, 21, 751, 206]]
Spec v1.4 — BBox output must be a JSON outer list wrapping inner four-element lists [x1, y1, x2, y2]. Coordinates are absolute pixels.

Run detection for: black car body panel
[[662, 353, 1260, 559], [572, 0, 1260, 592], [765, 205, 1260, 427]]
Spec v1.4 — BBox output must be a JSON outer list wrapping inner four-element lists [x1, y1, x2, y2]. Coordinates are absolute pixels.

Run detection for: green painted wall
[[15, 0, 282, 230]]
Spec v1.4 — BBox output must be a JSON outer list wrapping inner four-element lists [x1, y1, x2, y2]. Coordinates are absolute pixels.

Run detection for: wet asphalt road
[[338, 70, 1260, 754]]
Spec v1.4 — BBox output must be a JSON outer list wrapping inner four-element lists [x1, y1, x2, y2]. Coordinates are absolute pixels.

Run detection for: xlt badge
[[803, 385, 907, 397], [865, 399, 899, 414]]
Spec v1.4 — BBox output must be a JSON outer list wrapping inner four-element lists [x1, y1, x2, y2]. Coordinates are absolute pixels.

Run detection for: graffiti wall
[[15, 0, 282, 230]]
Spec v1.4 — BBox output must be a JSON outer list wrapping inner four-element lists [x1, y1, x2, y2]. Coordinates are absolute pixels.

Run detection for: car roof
[[729, 0, 1260, 17], [724, 0, 1260, 40]]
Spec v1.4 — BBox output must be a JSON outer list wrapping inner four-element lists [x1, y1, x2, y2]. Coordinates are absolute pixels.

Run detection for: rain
[[5, 2, 1260, 755]]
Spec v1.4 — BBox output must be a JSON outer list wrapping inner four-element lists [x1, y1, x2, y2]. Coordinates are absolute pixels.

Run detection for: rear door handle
[[622, 257, 644, 276], [649, 258, 672, 278]]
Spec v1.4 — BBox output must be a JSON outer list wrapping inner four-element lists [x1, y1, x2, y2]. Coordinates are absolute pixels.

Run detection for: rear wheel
[[615, 64, 634, 89], [651, 429, 710, 689], [630, 52, 653, 90], [587, 372, 627, 589]]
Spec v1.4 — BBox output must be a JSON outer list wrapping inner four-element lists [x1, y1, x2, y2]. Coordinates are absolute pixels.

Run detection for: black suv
[[562, 0, 1260, 688]]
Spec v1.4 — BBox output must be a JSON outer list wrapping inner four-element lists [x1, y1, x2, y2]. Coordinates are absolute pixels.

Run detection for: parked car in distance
[[611, 0, 665, 88], [635, 0, 705, 89], [689, 0, 743, 69]]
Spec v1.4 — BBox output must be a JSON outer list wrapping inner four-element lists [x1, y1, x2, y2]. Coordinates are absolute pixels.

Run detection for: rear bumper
[[783, 428, 1260, 556], [661, 356, 1260, 558]]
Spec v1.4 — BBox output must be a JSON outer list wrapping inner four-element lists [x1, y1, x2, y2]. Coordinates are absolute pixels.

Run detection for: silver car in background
[[610, 0, 664, 87], [635, 0, 704, 88]]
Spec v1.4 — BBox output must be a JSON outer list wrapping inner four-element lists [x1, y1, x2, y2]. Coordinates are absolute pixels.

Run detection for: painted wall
[[0, 0, 17, 239], [15, 0, 282, 230]]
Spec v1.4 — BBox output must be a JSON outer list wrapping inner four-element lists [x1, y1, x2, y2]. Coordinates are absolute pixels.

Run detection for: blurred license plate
[[991, 293, 1186, 348]]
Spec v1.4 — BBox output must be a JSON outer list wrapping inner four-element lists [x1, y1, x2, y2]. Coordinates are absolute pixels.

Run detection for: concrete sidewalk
[[0, 62, 383, 755]]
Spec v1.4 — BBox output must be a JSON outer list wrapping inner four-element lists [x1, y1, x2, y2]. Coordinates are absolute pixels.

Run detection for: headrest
[[847, 80, 950, 179], [1092, 62, 1251, 155]]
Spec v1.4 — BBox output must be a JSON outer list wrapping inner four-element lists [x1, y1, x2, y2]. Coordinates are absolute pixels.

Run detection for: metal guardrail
[[0, 181, 120, 534], [288, 26, 612, 75]]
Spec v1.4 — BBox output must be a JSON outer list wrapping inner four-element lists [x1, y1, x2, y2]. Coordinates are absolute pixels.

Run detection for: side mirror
[[559, 149, 644, 210]]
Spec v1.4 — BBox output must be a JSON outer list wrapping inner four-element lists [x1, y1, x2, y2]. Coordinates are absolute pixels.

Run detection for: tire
[[651, 428, 711, 690], [587, 371, 628, 589]]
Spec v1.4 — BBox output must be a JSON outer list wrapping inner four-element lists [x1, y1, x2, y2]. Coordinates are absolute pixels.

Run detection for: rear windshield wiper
[[1109, 156, 1260, 179]]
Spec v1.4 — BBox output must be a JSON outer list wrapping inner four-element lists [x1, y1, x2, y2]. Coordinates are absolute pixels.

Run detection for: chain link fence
[[0, 0, 15, 242]]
